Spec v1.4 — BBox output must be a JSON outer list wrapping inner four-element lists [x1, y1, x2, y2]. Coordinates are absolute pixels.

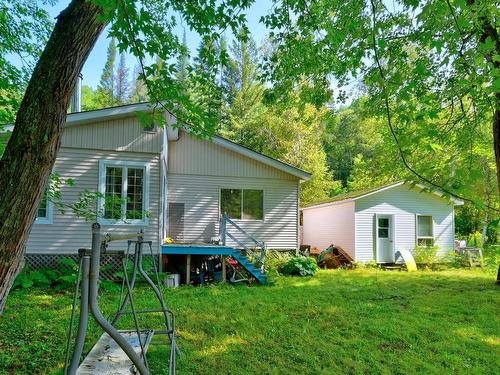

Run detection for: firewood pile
[[317, 244, 354, 269]]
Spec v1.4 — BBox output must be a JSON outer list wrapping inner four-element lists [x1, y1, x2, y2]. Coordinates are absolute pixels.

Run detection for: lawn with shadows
[[0, 268, 498, 374]]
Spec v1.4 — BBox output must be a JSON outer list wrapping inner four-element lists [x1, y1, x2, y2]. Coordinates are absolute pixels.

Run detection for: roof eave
[[301, 198, 355, 210], [65, 102, 154, 126]]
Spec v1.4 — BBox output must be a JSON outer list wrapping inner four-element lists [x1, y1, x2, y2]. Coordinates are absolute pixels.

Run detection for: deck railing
[[220, 214, 266, 272]]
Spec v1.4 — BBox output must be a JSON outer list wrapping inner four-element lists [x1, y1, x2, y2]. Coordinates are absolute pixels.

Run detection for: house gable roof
[[65, 103, 311, 181], [302, 181, 464, 209]]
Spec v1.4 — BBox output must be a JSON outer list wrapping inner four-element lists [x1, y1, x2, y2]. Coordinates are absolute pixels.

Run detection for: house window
[[220, 189, 264, 220], [35, 191, 52, 224], [99, 161, 149, 224], [37, 194, 48, 218], [417, 215, 433, 246], [143, 121, 157, 132]]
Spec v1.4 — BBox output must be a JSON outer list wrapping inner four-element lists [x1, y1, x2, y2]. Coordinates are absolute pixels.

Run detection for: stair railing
[[220, 214, 266, 273]]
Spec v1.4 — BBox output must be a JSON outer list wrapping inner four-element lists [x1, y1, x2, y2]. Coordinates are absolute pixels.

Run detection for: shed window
[[417, 215, 434, 247], [99, 161, 149, 224], [220, 189, 264, 220], [378, 217, 389, 238]]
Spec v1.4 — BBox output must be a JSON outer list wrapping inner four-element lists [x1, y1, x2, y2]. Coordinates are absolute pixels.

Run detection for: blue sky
[[45, 1, 274, 88]]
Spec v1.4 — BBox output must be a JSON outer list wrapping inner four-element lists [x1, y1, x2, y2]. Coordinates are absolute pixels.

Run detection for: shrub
[[13, 258, 78, 290], [443, 251, 471, 268], [468, 231, 484, 248], [264, 251, 293, 273], [412, 245, 439, 265], [280, 256, 319, 277]]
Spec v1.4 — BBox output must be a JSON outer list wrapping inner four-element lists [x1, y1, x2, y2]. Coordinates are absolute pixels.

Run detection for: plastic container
[[164, 273, 180, 288]]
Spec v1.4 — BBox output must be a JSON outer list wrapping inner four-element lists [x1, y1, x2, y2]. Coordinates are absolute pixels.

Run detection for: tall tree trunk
[[0, 0, 107, 313], [494, 103, 500, 193]]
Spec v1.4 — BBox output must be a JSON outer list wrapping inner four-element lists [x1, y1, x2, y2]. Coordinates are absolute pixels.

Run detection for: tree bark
[[0, 0, 107, 313], [494, 104, 500, 193]]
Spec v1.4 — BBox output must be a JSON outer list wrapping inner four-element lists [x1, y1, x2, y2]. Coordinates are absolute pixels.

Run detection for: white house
[[25, 102, 311, 258], [301, 182, 463, 263]]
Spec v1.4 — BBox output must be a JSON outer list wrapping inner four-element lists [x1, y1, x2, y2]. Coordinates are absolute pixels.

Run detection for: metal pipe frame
[[66, 224, 178, 375], [67, 256, 90, 374], [88, 223, 150, 375]]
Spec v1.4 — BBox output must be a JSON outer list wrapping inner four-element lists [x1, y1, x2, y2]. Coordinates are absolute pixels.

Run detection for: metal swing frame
[[63, 223, 177, 375]]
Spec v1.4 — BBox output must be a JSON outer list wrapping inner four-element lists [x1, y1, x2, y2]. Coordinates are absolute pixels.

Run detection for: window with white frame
[[99, 161, 149, 224], [35, 191, 52, 224], [220, 188, 264, 220], [416, 215, 433, 247]]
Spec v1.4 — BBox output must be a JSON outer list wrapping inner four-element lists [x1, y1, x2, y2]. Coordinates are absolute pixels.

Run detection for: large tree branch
[[369, 0, 499, 212], [0, 0, 107, 313]]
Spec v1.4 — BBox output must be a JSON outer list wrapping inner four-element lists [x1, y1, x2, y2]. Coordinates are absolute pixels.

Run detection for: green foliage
[[468, 231, 484, 248], [264, 251, 293, 273], [0, 0, 53, 124], [97, 36, 117, 107], [280, 256, 319, 276], [412, 245, 440, 265], [13, 258, 78, 290], [444, 251, 472, 269], [261, 0, 499, 210]]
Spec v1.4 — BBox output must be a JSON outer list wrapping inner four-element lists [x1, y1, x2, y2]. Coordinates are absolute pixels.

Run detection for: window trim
[[416, 214, 434, 246], [35, 194, 53, 225], [219, 187, 265, 222], [98, 160, 150, 225]]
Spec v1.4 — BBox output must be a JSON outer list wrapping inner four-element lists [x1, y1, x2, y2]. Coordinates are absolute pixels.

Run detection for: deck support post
[[186, 254, 191, 285], [221, 256, 226, 282]]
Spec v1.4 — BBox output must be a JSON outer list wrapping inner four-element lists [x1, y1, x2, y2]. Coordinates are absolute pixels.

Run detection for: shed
[[301, 182, 464, 263]]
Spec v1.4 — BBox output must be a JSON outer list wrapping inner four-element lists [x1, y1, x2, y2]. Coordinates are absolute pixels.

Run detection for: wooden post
[[186, 254, 191, 285], [221, 256, 226, 282]]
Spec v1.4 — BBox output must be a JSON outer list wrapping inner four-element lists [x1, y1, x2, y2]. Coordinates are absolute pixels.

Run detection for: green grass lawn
[[1, 268, 499, 374]]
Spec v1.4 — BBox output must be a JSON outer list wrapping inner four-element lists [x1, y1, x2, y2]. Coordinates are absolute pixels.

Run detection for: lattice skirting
[[24, 253, 159, 281]]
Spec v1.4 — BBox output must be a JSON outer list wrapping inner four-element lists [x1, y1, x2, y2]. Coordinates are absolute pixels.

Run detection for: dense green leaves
[[262, 0, 499, 208], [0, 0, 53, 124]]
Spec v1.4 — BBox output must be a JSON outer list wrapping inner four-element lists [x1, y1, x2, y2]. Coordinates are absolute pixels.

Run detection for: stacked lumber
[[317, 244, 353, 269]]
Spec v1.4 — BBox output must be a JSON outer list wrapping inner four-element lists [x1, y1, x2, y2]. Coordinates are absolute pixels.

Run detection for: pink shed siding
[[301, 202, 356, 257]]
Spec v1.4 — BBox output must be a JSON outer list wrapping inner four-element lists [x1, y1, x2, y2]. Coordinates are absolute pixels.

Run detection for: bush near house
[[280, 256, 319, 276], [412, 245, 440, 266]]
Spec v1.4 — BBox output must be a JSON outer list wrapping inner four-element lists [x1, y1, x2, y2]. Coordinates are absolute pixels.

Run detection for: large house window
[[99, 161, 149, 224], [417, 215, 434, 246], [220, 189, 264, 220]]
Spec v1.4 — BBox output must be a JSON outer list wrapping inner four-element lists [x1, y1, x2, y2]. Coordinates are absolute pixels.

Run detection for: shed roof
[[302, 181, 464, 209]]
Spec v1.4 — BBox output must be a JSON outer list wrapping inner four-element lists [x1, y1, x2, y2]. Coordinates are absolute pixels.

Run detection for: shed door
[[376, 214, 394, 263]]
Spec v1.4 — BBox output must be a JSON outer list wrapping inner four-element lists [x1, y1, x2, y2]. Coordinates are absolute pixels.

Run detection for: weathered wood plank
[[77, 330, 153, 375]]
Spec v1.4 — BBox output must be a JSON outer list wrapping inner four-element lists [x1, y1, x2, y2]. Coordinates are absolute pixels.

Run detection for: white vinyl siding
[[26, 147, 161, 254], [301, 202, 356, 258], [166, 131, 301, 250], [61, 116, 163, 153], [167, 175, 298, 249], [354, 184, 455, 261], [168, 131, 296, 180]]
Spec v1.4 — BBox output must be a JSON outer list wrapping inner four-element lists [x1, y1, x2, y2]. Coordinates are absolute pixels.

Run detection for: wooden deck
[[161, 243, 235, 255]]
